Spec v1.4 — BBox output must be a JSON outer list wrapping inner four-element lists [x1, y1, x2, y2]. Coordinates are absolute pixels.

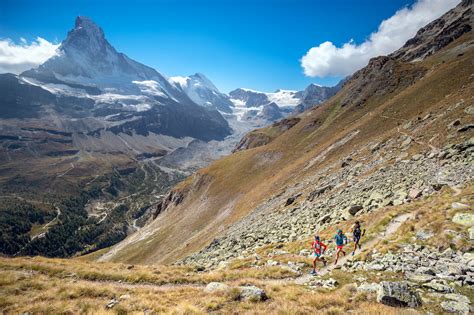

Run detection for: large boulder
[[376, 281, 422, 308], [205, 282, 230, 293], [348, 205, 363, 216], [238, 285, 267, 301], [441, 293, 470, 314], [356, 283, 380, 293]]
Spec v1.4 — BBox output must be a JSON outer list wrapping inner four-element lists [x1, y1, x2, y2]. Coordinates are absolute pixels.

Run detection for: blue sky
[[1, 0, 426, 92]]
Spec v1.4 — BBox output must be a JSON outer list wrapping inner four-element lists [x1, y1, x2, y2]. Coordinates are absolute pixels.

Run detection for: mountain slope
[[97, 1, 474, 265]]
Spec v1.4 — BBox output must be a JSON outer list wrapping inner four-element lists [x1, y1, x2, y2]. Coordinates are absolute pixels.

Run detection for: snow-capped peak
[[21, 16, 179, 96], [170, 73, 220, 93], [169, 76, 189, 88], [170, 73, 233, 112]]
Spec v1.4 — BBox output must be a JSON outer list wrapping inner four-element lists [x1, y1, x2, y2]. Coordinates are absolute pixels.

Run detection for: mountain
[[169, 73, 234, 113], [95, 0, 474, 268], [293, 80, 346, 113], [229, 84, 342, 109], [23, 17, 183, 99], [229, 88, 301, 108], [229, 83, 343, 122]]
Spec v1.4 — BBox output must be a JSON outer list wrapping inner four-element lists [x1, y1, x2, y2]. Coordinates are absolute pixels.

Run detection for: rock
[[318, 214, 331, 224], [452, 213, 474, 226], [406, 273, 435, 283], [441, 294, 470, 314], [445, 293, 470, 304], [462, 252, 474, 262], [457, 124, 474, 132], [416, 267, 436, 275], [412, 154, 423, 161], [299, 249, 311, 256], [465, 106, 474, 115], [376, 281, 422, 308], [393, 190, 408, 206], [357, 283, 380, 293], [396, 152, 409, 161], [266, 259, 279, 266], [238, 286, 267, 301], [309, 278, 338, 289], [450, 119, 461, 127], [348, 205, 363, 216], [432, 183, 446, 191], [216, 261, 228, 270], [369, 191, 384, 202], [415, 230, 434, 240], [447, 263, 466, 276], [423, 281, 454, 293], [285, 194, 301, 206], [401, 137, 412, 148], [370, 142, 381, 153], [205, 282, 230, 293], [421, 113, 431, 121], [469, 226, 474, 240], [308, 185, 334, 201], [367, 263, 385, 271], [105, 299, 119, 309], [118, 294, 130, 301], [409, 187, 422, 199], [452, 202, 470, 210]]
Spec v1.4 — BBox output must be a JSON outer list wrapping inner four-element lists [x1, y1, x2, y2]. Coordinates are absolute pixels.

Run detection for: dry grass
[[1, 184, 472, 313], [0, 263, 417, 314]]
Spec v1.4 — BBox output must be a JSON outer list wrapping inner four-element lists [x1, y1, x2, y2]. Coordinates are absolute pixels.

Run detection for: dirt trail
[[293, 212, 414, 285]]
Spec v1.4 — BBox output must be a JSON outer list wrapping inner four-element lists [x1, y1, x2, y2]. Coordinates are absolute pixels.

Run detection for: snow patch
[[133, 80, 168, 98]]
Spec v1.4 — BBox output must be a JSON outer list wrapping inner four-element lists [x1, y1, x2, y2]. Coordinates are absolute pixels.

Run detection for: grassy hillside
[[1, 185, 472, 314], [97, 32, 474, 265]]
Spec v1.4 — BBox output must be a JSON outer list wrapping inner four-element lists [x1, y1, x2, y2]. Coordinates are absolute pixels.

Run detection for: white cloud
[[0, 37, 59, 74], [301, 0, 460, 78]]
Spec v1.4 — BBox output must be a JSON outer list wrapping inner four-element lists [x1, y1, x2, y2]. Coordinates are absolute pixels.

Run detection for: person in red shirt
[[310, 235, 327, 275]]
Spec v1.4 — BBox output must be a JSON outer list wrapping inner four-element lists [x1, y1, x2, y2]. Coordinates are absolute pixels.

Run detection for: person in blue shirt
[[334, 229, 348, 265]]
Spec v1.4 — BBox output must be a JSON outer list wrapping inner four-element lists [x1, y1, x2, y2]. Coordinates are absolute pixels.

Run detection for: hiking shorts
[[354, 235, 361, 243], [311, 252, 322, 258], [336, 245, 344, 250]]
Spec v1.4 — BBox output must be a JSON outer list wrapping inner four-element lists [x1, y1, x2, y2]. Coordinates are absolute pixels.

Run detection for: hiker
[[310, 235, 327, 275], [334, 229, 348, 265], [351, 220, 365, 256]]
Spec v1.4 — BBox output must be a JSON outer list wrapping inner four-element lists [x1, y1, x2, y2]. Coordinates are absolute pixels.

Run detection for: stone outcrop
[[376, 281, 422, 308]]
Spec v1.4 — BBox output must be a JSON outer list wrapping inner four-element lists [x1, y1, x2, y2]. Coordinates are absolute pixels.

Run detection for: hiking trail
[[293, 212, 414, 285]]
